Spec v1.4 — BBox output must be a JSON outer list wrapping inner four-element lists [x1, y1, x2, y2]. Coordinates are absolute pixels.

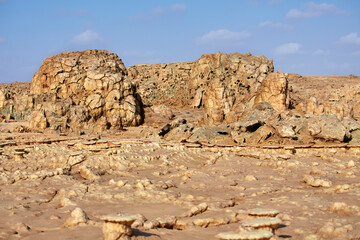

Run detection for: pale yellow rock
[[60, 197, 77, 207], [101, 213, 138, 240], [64, 208, 88, 227], [303, 175, 332, 187], [30, 50, 144, 134], [254, 71, 289, 112], [245, 175, 258, 181], [79, 166, 100, 181], [348, 160, 355, 168], [216, 230, 273, 240]]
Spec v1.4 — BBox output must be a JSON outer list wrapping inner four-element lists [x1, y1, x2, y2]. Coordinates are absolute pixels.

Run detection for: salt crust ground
[[0, 122, 359, 240]]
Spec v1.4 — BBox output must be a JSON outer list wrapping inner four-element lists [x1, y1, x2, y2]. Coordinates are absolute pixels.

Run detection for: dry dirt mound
[[29, 49, 144, 134]]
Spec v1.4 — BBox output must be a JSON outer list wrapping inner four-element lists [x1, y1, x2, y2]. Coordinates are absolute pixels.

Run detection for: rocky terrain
[[0, 49, 359, 239]]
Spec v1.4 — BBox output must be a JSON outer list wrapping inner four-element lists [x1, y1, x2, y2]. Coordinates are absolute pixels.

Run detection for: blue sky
[[0, 0, 359, 83]]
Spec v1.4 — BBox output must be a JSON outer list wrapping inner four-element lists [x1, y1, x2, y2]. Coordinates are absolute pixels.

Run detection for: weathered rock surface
[[307, 114, 350, 142], [2, 50, 360, 144], [29, 50, 144, 133], [130, 52, 274, 125], [254, 71, 289, 112], [0, 82, 33, 121]]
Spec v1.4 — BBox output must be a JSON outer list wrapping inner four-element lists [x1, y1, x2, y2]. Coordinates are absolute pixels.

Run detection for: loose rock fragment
[[303, 175, 332, 187], [64, 208, 88, 227], [245, 175, 257, 181], [328, 202, 360, 215], [247, 208, 280, 218], [14, 151, 25, 161], [79, 166, 100, 181], [241, 217, 282, 233], [101, 213, 138, 240]]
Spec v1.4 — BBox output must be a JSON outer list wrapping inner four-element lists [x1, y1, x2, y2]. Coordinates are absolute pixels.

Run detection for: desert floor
[[0, 122, 359, 240]]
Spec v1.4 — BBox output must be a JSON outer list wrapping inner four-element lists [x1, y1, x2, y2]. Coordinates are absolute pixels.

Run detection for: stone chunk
[[241, 217, 282, 233], [254, 71, 289, 112], [101, 213, 138, 240], [64, 208, 88, 227], [307, 114, 350, 142], [247, 208, 280, 218], [303, 175, 332, 187]]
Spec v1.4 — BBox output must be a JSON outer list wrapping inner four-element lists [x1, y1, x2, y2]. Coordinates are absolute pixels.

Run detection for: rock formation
[[254, 71, 289, 112], [130, 52, 274, 125], [29, 49, 144, 133], [0, 82, 33, 121]]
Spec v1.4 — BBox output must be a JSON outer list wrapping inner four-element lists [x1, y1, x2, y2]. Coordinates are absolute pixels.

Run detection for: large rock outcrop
[[29, 49, 144, 133], [129, 52, 274, 124]]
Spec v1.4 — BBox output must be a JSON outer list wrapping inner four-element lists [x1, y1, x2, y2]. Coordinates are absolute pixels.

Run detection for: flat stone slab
[[100, 213, 138, 225], [216, 230, 273, 240]]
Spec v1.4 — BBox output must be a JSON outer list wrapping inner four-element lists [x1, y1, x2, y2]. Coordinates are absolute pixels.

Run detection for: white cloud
[[0, 37, 5, 44], [129, 4, 187, 21], [340, 32, 360, 45], [313, 49, 330, 56], [258, 21, 294, 31], [274, 43, 301, 55], [71, 30, 102, 45], [286, 2, 340, 19], [196, 29, 251, 45]]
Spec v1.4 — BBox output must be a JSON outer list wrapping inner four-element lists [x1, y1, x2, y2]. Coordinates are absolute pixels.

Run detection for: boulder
[[29, 50, 144, 133], [164, 123, 194, 142], [150, 105, 175, 120], [158, 118, 187, 136], [187, 126, 234, 145], [232, 125, 274, 144], [238, 102, 276, 129], [307, 114, 350, 142]]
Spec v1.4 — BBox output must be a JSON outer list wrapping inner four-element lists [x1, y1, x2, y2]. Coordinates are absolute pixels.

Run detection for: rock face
[[128, 62, 193, 107], [29, 50, 144, 133], [0, 83, 33, 121], [129, 52, 274, 125], [254, 71, 289, 112]]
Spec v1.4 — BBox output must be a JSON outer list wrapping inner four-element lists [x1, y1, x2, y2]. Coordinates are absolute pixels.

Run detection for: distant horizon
[[1, 0, 359, 83]]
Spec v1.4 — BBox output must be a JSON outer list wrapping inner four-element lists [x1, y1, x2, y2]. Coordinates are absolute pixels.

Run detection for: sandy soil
[[0, 122, 359, 240]]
